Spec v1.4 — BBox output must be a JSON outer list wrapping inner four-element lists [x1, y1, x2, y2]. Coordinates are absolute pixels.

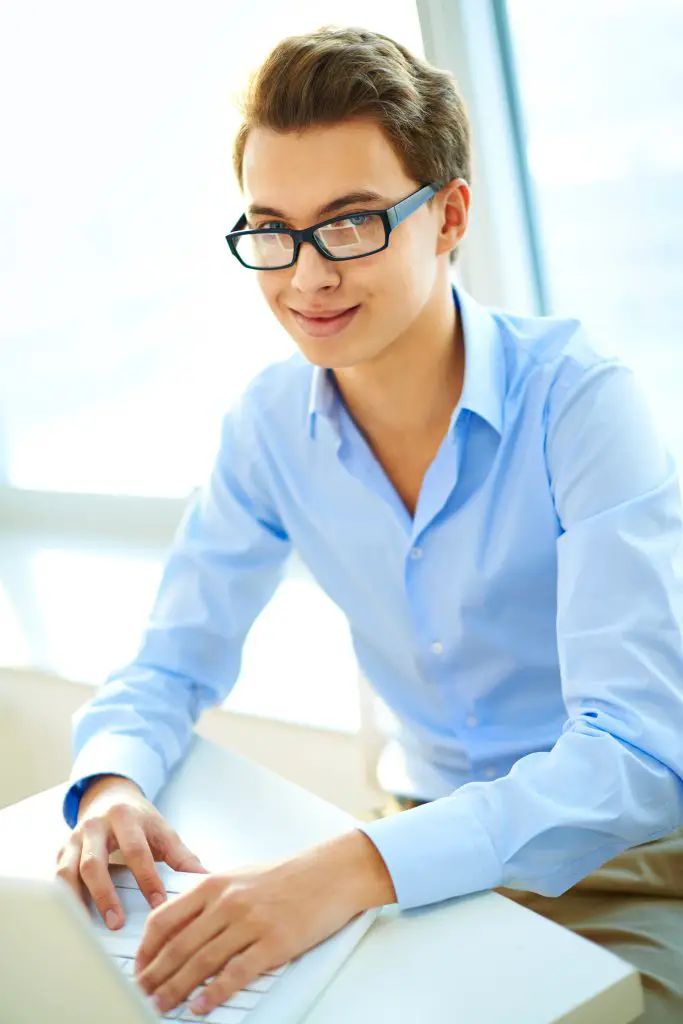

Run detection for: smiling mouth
[[292, 306, 358, 319], [290, 304, 361, 337]]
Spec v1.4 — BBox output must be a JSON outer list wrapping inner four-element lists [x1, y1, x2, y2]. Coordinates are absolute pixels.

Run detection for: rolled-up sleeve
[[63, 382, 292, 827], [357, 359, 683, 910]]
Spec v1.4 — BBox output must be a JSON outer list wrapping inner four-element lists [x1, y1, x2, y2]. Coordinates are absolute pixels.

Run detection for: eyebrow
[[246, 190, 388, 222]]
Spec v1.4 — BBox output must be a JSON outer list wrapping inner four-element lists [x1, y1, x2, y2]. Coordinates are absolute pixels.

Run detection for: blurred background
[[1, 0, 681, 815]]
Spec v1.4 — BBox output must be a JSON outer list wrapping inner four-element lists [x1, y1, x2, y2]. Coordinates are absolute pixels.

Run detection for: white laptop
[[0, 859, 380, 1023]]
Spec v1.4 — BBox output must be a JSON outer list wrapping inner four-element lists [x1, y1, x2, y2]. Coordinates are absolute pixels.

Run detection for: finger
[[161, 831, 210, 874], [135, 880, 208, 975], [117, 823, 169, 911], [79, 821, 125, 929], [55, 837, 89, 914], [191, 941, 266, 1017], [144, 923, 254, 1016], [136, 890, 231, 990]]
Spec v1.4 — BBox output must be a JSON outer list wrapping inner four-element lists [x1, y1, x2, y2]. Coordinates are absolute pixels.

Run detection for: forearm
[[357, 727, 683, 910], [64, 665, 200, 829]]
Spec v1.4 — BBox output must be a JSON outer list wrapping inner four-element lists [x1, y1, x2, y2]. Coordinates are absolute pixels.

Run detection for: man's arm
[[356, 357, 683, 910], [63, 376, 292, 828]]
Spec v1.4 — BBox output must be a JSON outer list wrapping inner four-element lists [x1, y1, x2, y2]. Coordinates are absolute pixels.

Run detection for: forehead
[[241, 117, 413, 219]]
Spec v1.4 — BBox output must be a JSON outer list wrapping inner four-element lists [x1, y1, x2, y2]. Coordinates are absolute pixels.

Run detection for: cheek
[[339, 243, 411, 320], [256, 272, 284, 313], [381, 232, 422, 297], [395, 223, 435, 288]]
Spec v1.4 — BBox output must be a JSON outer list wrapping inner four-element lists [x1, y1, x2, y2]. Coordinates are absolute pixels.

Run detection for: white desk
[[0, 734, 643, 1023]]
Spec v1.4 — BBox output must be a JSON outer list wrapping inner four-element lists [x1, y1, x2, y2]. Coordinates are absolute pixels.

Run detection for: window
[[0, 1, 424, 498], [505, 0, 683, 462], [0, 2, 421, 738]]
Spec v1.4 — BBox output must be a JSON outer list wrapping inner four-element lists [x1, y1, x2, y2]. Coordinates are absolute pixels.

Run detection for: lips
[[291, 304, 360, 338], [292, 306, 357, 319]]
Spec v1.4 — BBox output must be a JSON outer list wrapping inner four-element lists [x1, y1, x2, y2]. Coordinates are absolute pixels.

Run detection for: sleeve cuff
[[62, 733, 168, 828], [356, 797, 502, 910]]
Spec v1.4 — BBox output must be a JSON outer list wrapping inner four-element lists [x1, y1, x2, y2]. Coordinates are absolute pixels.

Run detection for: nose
[[290, 239, 341, 291]]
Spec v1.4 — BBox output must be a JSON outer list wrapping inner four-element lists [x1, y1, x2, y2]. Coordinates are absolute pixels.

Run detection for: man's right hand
[[55, 774, 209, 930]]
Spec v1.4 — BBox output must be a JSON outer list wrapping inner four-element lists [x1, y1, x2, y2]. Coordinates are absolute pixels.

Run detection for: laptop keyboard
[[95, 870, 291, 1023], [112, 952, 287, 1022]]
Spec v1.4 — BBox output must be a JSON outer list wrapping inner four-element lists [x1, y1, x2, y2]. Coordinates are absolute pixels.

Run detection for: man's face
[[240, 117, 451, 370]]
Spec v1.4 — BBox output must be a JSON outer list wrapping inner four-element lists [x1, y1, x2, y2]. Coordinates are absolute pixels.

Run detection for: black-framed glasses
[[225, 180, 446, 270]]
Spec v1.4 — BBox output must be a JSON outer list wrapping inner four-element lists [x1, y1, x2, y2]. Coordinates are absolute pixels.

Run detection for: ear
[[435, 177, 470, 258]]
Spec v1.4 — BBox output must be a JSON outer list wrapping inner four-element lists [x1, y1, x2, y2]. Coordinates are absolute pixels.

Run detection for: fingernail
[[189, 994, 208, 1013], [105, 910, 119, 928], [149, 892, 166, 908]]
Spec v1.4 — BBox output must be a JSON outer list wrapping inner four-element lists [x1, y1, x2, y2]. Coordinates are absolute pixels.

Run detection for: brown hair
[[232, 24, 471, 265]]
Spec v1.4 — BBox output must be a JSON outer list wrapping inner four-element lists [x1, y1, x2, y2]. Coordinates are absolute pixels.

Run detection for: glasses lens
[[315, 213, 385, 258], [234, 230, 295, 269]]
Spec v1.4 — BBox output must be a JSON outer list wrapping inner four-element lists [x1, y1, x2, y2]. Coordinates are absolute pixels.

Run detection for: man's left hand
[[134, 829, 395, 1017]]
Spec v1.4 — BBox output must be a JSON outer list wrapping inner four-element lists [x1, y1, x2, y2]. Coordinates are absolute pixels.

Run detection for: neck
[[331, 277, 464, 447]]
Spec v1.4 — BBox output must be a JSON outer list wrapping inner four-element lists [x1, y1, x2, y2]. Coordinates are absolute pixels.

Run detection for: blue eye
[[260, 221, 286, 231], [347, 214, 368, 226]]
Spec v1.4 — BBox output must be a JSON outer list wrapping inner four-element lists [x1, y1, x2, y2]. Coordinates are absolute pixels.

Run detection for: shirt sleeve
[[357, 358, 683, 910], [62, 380, 292, 828]]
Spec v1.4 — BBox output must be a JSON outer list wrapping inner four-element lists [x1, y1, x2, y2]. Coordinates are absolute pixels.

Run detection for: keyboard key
[[97, 931, 142, 956], [201, 1008, 250, 1023], [160, 1001, 191, 1020], [176, 1006, 248, 1023], [110, 867, 182, 897], [162, 1003, 194, 1020], [116, 887, 164, 914], [245, 973, 277, 993], [171, 1009, 200, 1022], [224, 989, 261, 1011], [166, 986, 205, 1019]]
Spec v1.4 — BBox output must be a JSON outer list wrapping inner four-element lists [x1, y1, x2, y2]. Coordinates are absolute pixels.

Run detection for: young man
[[57, 24, 683, 1022]]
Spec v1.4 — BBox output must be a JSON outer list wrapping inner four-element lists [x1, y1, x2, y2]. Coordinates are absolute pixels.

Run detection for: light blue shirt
[[63, 280, 683, 911]]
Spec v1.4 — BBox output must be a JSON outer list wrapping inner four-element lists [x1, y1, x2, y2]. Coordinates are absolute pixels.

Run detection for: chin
[[292, 340, 356, 369], [298, 337, 387, 373]]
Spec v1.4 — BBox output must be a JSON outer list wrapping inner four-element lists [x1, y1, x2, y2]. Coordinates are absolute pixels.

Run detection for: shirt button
[[430, 641, 444, 655], [410, 547, 423, 560], [484, 766, 496, 778], [465, 715, 478, 727]]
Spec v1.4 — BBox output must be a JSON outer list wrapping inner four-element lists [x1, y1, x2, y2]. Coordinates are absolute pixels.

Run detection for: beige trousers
[[380, 795, 683, 1023]]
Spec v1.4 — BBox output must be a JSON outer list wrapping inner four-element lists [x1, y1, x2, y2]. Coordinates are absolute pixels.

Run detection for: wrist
[[351, 829, 397, 909], [320, 829, 397, 912]]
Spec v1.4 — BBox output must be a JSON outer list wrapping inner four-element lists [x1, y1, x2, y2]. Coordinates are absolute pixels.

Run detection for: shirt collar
[[306, 279, 506, 440], [451, 280, 506, 436]]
